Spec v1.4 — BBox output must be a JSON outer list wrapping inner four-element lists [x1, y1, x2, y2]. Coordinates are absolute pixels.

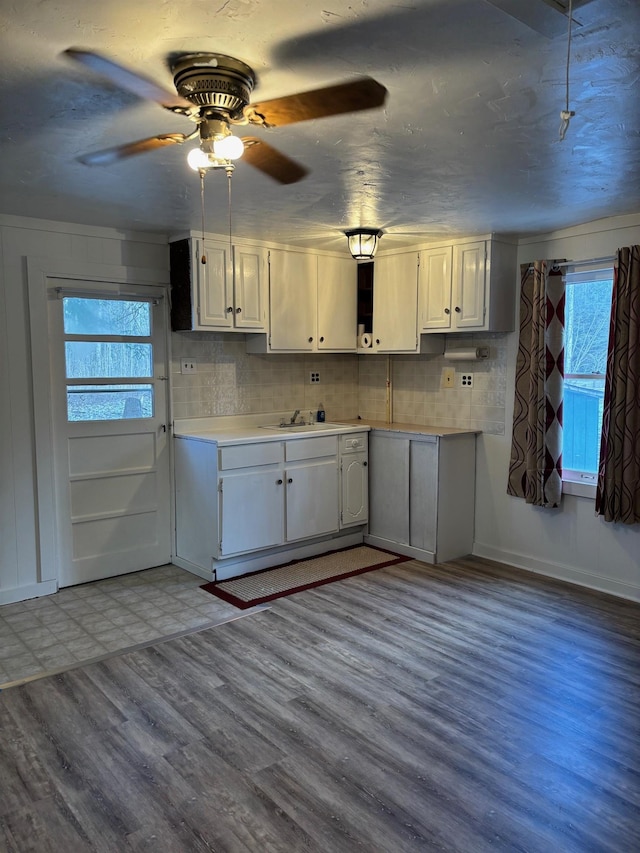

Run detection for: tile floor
[[0, 565, 258, 689]]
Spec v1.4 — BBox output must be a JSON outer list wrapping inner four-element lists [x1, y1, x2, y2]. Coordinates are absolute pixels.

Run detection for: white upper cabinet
[[317, 255, 357, 351], [268, 249, 318, 351], [248, 248, 357, 353], [233, 244, 268, 329], [372, 252, 420, 352], [419, 237, 517, 333], [169, 237, 267, 332]]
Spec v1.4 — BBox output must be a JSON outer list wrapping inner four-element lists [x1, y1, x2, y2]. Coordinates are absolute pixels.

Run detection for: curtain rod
[[553, 255, 615, 268], [54, 287, 162, 304], [526, 255, 615, 274]]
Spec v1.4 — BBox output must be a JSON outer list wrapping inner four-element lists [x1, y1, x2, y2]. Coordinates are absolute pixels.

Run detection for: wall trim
[[517, 212, 640, 246], [472, 542, 640, 603], [0, 213, 168, 244]]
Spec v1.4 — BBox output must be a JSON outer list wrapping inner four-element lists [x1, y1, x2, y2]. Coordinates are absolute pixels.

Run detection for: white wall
[[473, 214, 640, 602], [0, 215, 169, 604]]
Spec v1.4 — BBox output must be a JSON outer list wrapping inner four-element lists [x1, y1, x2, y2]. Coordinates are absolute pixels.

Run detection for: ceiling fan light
[[213, 134, 245, 160], [345, 228, 383, 260], [187, 147, 211, 171]]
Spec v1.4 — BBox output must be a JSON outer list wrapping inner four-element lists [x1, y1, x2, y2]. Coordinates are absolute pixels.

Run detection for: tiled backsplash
[[171, 331, 508, 434], [171, 332, 360, 421]]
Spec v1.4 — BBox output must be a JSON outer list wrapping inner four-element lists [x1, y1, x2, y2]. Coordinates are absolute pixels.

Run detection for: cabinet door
[[269, 250, 317, 350], [317, 255, 357, 351], [285, 459, 339, 541], [219, 470, 284, 556], [372, 253, 419, 352], [233, 244, 267, 330], [420, 246, 453, 331], [452, 241, 486, 329], [409, 439, 438, 553], [197, 240, 233, 328], [340, 453, 368, 527], [368, 433, 410, 544]]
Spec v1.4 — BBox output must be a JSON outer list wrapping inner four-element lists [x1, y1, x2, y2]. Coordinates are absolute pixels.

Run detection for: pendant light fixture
[[345, 228, 383, 260]]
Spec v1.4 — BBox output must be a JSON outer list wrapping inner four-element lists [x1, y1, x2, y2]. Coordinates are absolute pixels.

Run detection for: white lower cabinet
[[365, 429, 476, 563], [340, 434, 368, 527], [174, 430, 368, 580], [220, 468, 284, 556]]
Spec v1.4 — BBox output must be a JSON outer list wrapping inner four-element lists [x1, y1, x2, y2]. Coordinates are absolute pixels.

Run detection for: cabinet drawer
[[285, 435, 338, 461], [219, 442, 283, 470]]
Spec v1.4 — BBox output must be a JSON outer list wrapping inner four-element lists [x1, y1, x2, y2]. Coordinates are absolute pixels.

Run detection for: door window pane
[[63, 298, 151, 336], [65, 342, 153, 378], [67, 385, 154, 421]]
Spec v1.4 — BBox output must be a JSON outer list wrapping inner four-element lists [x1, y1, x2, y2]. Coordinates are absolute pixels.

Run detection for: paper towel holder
[[443, 346, 490, 361], [345, 228, 383, 260]]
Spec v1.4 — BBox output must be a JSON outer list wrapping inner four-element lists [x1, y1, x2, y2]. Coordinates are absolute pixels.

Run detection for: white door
[[317, 255, 357, 350], [219, 470, 285, 556], [269, 249, 317, 350], [373, 253, 419, 352], [48, 281, 172, 586], [452, 241, 486, 328], [420, 246, 453, 331], [285, 460, 339, 542]]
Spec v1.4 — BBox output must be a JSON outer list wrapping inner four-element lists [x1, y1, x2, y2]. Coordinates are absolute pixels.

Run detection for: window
[[62, 296, 155, 422], [562, 265, 613, 489]]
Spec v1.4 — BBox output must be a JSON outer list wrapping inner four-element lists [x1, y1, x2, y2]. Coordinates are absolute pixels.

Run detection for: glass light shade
[[345, 229, 383, 260], [187, 147, 211, 171], [213, 134, 245, 160]]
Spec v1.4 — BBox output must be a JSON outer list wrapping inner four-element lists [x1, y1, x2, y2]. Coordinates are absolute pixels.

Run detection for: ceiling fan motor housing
[[171, 53, 255, 119]]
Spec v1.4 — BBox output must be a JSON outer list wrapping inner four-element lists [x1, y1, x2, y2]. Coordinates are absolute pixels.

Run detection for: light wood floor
[[1, 556, 639, 852]]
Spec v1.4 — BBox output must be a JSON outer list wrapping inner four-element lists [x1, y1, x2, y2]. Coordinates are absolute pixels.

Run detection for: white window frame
[[561, 264, 613, 498]]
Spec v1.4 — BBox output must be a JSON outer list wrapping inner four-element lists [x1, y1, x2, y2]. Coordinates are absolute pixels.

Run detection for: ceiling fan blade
[[247, 77, 387, 128], [64, 48, 194, 112], [78, 133, 189, 166], [241, 138, 308, 184]]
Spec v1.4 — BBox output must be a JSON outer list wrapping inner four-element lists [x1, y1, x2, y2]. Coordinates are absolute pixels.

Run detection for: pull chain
[[200, 169, 207, 264], [559, 0, 575, 141], [227, 166, 233, 258]]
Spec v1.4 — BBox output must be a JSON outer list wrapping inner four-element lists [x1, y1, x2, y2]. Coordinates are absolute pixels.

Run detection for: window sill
[[562, 477, 597, 499]]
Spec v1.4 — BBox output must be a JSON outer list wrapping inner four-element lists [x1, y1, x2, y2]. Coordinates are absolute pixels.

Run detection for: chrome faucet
[[290, 409, 301, 424]]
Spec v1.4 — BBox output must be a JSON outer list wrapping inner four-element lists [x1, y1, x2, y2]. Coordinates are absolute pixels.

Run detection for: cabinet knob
[[308, 337, 313, 343], [236, 307, 242, 313], [376, 338, 380, 345], [226, 306, 233, 313], [287, 477, 293, 484], [363, 461, 368, 467], [276, 479, 283, 485], [319, 336, 325, 342], [444, 307, 450, 315], [455, 306, 461, 313]]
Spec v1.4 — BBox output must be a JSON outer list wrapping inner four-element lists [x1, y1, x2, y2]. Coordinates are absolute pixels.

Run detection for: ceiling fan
[[63, 48, 388, 184]]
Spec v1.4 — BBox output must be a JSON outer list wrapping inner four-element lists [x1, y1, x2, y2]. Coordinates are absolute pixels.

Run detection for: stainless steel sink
[[259, 422, 347, 433]]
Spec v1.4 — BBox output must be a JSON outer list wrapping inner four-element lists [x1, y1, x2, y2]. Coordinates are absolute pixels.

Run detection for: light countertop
[[173, 415, 479, 445], [342, 419, 481, 437]]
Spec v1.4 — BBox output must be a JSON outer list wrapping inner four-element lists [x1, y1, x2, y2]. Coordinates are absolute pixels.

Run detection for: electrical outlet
[[181, 360, 197, 374], [460, 373, 474, 388], [310, 371, 320, 384], [441, 367, 455, 389]]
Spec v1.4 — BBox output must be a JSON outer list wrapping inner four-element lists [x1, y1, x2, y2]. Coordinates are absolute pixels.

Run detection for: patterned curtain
[[595, 245, 640, 524], [508, 260, 565, 507]]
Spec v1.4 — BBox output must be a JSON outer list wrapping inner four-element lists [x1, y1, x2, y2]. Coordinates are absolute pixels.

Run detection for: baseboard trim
[[364, 535, 436, 564], [0, 580, 58, 605], [472, 542, 640, 603]]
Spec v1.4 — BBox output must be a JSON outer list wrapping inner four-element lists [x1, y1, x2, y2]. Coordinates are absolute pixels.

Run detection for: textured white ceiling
[[1, 0, 638, 250]]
